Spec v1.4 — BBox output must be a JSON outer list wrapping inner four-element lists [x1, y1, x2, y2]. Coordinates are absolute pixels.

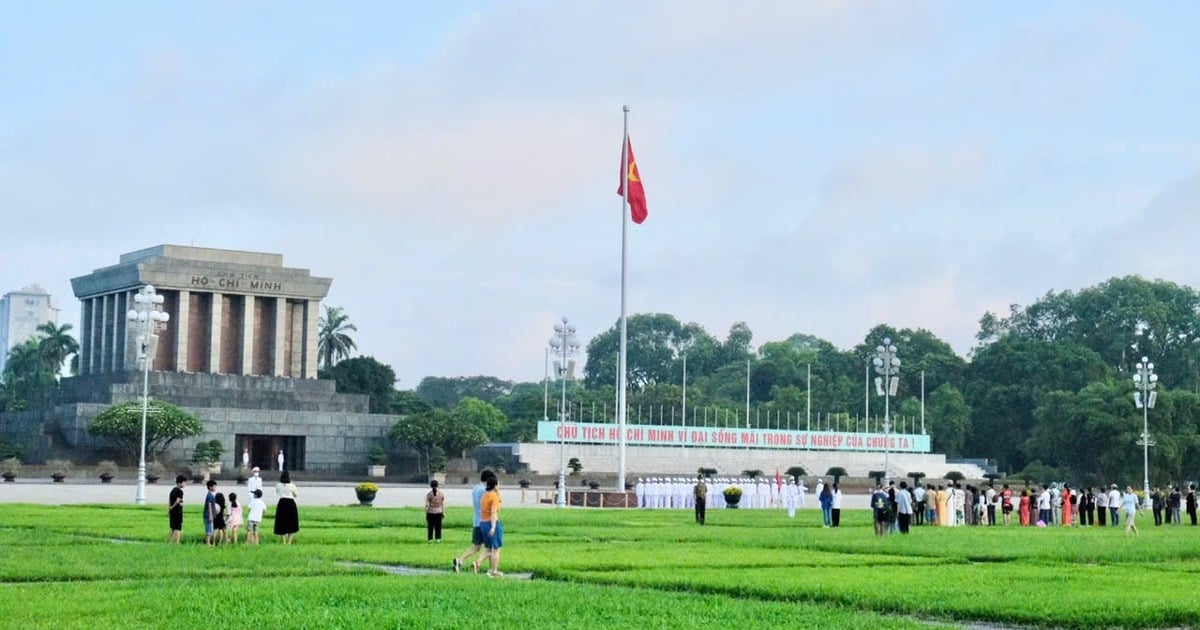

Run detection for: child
[[247, 489, 266, 545], [203, 480, 218, 546], [227, 493, 243, 545], [213, 493, 228, 544]]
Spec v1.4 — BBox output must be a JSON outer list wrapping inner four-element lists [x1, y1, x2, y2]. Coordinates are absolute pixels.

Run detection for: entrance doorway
[[235, 434, 306, 471]]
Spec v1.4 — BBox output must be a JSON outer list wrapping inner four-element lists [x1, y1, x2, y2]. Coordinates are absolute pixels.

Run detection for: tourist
[[953, 483, 966, 526], [1000, 484, 1013, 526], [203, 480, 218, 545], [454, 470, 495, 573], [1151, 487, 1164, 526], [1036, 485, 1051, 526], [425, 479, 445, 542], [818, 483, 833, 527], [984, 484, 997, 526], [871, 485, 889, 537], [273, 470, 299, 544], [168, 475, 186, 543], [888, 481, 900, 533], [912, 483, 926, 526], [1122, 485, 1140, 536], [481, 476, 504, 577], [1061, 485, 1073, 527], [1187, 484, 1197, 526], [693, 475, 707, 525], [1169, 485, 1182, 524], [1081, 487, 1095, 526], [896, 481, 913, 534], [1096, 486, 1108, 526], [925, 484, 938, 525], [1107, 484, 1121, 527], [1018, 489, 1030, 526], [213, 493, 228, 544], [936, 485, 949, 526], [227, 493, 242, 544], [831, 483, 843, 527], [246, 489, 266, 545]]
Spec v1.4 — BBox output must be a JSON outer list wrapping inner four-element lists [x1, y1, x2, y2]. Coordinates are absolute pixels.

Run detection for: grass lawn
[[0, 503, 1197, 629]]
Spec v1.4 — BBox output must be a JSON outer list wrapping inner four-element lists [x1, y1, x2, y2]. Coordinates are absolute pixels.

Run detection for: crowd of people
[[166, 466, 298, 545]]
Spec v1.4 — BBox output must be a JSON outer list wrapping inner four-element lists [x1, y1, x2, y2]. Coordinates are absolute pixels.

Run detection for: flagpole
[[617, 104, 630, 492]]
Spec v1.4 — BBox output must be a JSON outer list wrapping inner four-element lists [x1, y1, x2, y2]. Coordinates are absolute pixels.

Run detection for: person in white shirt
[[783, 477, 798, 518], [831, 483, 844, 527], [1096, 487, 1109, 526], [984, 485, 997, 525], [1037, 485, 1052, 525], [1107, 485, 1122, 527], [241, 448, 250, 470], [896, 482, 914, 533], [912, 484, 926, 526], [246, 466, 263, 498], [635, 478, 645, 508], [277, 449, 285, 472], [246, 489, 267, 545], [797, 478, 808, 508], [952, 484, 966, 526]]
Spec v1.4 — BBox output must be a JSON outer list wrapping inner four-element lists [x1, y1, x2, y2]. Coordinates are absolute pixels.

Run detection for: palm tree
[[36, 322, 79, 376], [4, 339, 45, 382], [318, 306, 358, 370]]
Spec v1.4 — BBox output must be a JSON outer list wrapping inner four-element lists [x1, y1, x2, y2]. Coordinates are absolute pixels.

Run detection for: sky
[[2, 1, 1199, 387]]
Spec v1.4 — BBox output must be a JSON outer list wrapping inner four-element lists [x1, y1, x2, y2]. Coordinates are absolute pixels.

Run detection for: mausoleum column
[[175, 290, 190, 372], [273, 297, 286, 377], [209, 293, 223, 373], [304, 299, 320, 378], [98, 294, 110, 374], [241, 294, 255, 375]]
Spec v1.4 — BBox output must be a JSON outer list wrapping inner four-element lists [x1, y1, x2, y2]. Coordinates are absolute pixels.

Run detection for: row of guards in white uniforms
[[635, 476, 817, 513]]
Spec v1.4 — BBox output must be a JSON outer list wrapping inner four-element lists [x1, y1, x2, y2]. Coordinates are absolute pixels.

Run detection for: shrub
[[785, 466, 807, 480], [723, 486, 743, 499], [146, 461, 166, 479], [97, 460, 118, 476], [826, 467, 848, 484], [1, 457, 20, 476], [567, 457, 583, 474], [47, 459, 72, 475], [0, 439, 25, 460], [355, 482, 379, 494], [697, 467, 717, 477], [944, 471, 965, 482], [190, 440, 223, 467], [742, 469, 763, 478], [367, 445, 387, 465], [868, 470, 886, 484]]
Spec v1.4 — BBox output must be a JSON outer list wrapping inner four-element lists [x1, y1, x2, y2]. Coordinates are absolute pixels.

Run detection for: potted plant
[[567, 457, 583, 475], [588, 480, 601, 490], [146, 461, 165, 484], [236, 467, 248, 485], [723, 485, 743, 508], [1, 457, 20, 482], [355, 482, 379, 507], [367, 446, 387, 478], [48, 459, 72, 482], [190, 440, 223, 475], [518, 479, 531, 489], [97, 460, 118, 483]]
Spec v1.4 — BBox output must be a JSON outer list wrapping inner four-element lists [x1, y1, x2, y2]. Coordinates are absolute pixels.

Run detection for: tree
[[390, 409, 448, 475], [868, 470, 886, 485], [325, 356, 396, 413], [35, 322, 78, 375], [416, 376, 514, 408], [785, 466, 807, 480], [925, 383, 971, 457], [87, 401, 204, 464], [317, 305, 357, 370], [390, 390, 434, 415], [943, 471, 965, 483], [826, 466, 847, 485], [908, 472, 926, 488], [452, 397, 508, 442]]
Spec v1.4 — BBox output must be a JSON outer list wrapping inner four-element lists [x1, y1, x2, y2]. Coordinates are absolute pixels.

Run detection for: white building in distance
[[0, 284, 56, 376]]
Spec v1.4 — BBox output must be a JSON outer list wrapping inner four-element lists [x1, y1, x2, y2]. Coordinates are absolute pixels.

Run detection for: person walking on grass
[[693, 475, 707, 525], [246, 489, 266, 545], [481, 476, 504, 577], [273, 471, 299, 544], [454, 470, 496, 573], [425, 479, 445, 542], [1123, 485, 1141, 536], [168, 475, 186, 543], [227, 493, 243, 544], [871, 485, 890, 537], [203, 480, 218, 546]]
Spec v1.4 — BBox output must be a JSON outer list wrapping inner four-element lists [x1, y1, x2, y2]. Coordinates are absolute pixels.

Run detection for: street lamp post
[[126, 285, 169, 505], [873, 338, 900, 480], [1133, 356, 1158, 508], [549, 317, 581, 508]]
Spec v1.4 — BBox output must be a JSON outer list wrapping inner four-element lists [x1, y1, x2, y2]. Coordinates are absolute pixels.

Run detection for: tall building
[[0, 284, 56, 375]]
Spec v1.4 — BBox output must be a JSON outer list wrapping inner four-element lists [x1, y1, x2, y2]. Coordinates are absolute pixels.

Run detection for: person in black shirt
[[1188, 485, 1198, 526], [168, 475, 186, 543], [1151, 487, 1164, 526]]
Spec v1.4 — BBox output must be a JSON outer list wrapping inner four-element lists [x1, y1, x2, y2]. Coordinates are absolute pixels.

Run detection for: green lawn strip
[[0, 574, 932, 630], [547, 562, 1200, 629]]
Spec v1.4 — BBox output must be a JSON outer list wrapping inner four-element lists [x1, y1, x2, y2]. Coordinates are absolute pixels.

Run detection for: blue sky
[[3, 1, 1199, 386]]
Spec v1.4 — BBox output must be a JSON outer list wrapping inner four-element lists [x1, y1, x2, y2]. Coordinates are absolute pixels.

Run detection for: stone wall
[[59, 372, 369, 413]]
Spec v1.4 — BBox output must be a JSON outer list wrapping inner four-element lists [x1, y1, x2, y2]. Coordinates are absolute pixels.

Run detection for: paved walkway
[[0, 480, 872, 510]]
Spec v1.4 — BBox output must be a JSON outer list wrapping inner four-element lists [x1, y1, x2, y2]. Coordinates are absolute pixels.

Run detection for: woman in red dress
[[1061, 485, 1074, 526], [1019, 489, 1031, 526]]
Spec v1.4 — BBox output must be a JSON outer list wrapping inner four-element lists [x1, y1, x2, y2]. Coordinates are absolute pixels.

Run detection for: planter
[[518, 480, 531, 489], [725, 495, 742, 509], [52, 473, 66, 483], [588, 481, 601, 490], [2, 473, 15, 482], [99, 474, 114, 484], [367, 465, 386, 478], [356, 491, 377, 507], [146, 475, 160, 484]]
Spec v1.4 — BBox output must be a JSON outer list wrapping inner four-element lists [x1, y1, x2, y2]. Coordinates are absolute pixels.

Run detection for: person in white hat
[[246, 466, 263, 497]]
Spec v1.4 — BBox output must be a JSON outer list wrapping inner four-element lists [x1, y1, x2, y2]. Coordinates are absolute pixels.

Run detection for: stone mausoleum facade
[[0, 245, 397, 471]]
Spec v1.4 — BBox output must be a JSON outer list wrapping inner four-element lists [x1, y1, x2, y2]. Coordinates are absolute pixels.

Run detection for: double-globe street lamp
[[549, 317, 581, 508], [1133, 356, 1158, 508], [873, 338, 900, 480], [126, 285, 169, 505]]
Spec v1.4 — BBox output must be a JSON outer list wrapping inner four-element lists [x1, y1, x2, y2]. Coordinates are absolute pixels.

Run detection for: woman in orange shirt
[[1061, 485, 1073, 526], [480, 477, 504, 577], [1019, 489, 1031, 526]]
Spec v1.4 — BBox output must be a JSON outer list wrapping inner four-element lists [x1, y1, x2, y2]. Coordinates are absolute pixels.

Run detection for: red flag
[[618, 136, 648, 224], [775, 468, 782, 492]]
